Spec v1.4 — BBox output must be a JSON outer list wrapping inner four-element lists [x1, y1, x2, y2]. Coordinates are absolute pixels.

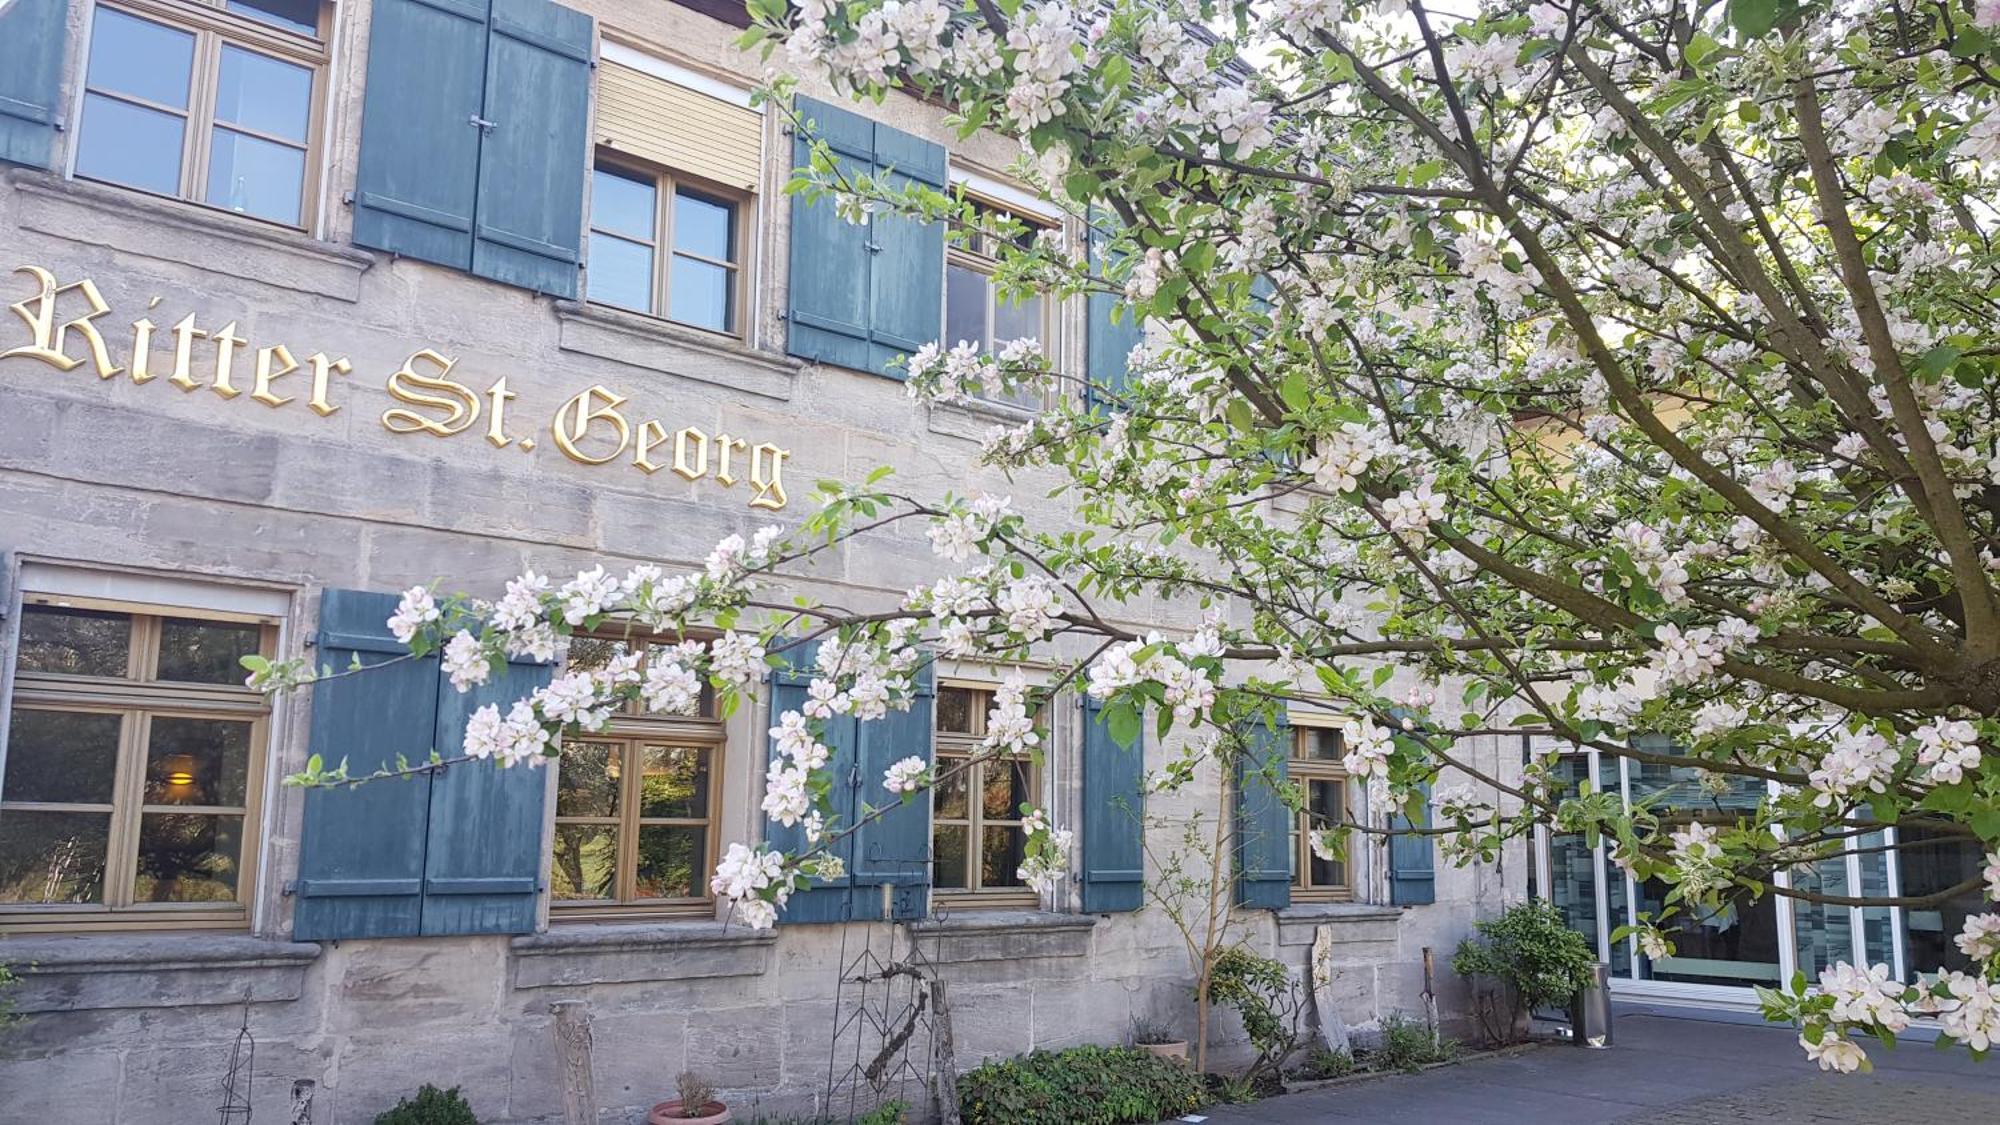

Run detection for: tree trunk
[[1194, 970, 1212, 1074], [551, 1000, 598, 1125], [930, 977, 962, 1125]]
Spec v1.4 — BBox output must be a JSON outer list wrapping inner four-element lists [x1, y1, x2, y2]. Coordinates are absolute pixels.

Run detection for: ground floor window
[[1535, 741, 1981, 992], [548, 631, 721, 919], [1, 596, 274, 930], [932, 683, 1039, 909], [1290, 724, 1351, 901]]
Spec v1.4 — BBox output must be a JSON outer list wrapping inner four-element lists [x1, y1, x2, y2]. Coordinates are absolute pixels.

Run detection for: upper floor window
[[1, 598, 275, 931], [932, 683, 1040, 909], [549, 631, 722, 919], [73, 1, 327, 227], [946, 197, 1054, 411], [1290, 725, 1352, 902], [587, 158, 747, 336]]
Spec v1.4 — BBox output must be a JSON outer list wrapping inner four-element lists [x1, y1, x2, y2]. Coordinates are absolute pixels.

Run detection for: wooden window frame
[[1, 595, 276, 934], [932, 681, 1040, 911], [944, 194, 1058, 412], [74, 0, 331, 230], [1290, 723, 1354, 904], [587, 150, 752, 339], [549, 627, 724, 922]]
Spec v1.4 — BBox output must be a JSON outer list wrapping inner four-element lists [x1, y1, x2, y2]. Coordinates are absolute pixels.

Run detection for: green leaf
[[1727, 0, 1784, 39], [1105, 698, 1141, 748], [1915, 344, 1962, 381], [1226, 397, 1255, 433]]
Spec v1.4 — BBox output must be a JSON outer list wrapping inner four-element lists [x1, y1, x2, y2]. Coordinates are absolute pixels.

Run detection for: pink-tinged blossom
[[387, 586, 440, 644], [442, 630, 491, 693], [883, 755, 928, 794]]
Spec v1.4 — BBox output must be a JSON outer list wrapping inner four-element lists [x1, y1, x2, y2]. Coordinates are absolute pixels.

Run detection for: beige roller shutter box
[[596, 61, 763, 192]]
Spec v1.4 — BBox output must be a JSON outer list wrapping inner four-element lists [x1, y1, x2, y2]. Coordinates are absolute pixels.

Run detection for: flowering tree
[[257, 0, 2000, 1070]]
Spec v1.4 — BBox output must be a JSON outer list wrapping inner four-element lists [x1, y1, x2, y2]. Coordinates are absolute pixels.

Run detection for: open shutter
[[1079, 696, 1144, 913], [1388, 780, 1436, 905], [351, 0, 491, 271], [0, 0, 66, 169], [1084, 210, 1144, 410], [786, 96, 879, 372], [470, 0, 593, 297], [420, 654, 553, 935], [767, 641, 861, 924], [785, 97, 944, 377], [862, 119, 945, 377], [1234, 716, 1292, 909], [293, 590, 440, 940], [852, 656, 933, 920]]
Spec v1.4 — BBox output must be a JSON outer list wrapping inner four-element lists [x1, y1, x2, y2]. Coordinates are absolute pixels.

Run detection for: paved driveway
[[1197, 1007, 2000, 1124]]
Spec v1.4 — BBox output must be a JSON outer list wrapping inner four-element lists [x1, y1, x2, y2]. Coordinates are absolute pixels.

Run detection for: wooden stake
[[551, 1000, 599, 1125], [929, 978, 962, 1125]]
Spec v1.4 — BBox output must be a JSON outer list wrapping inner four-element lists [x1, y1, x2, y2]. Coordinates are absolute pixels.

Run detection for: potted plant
[[649, 1071, 730, 1125], [1131, 1015, 1190, 1066]]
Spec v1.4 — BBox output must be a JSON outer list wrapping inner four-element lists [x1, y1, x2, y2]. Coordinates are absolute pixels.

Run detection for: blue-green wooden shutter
[[293, 590, 439, 940], [786, 96, 944, 377], [1234, 716, 1292, 909], [852, 656, 933, 920], [1084, 210, 1144, 411], [1079, 696, 1144, 913], [351, 0, 491, 271], [1388, 780, 1436, 905], [766, 641, 867, 924], [0, 0, 65, 169], [470, 0, 592, 297], [420, 654, 552, 935]]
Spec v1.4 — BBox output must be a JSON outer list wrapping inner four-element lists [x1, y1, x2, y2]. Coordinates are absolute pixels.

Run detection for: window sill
[[510, 919, 776, 988], [553, 300, 800, 402], [908, 910, 1095, 964], [1275, 902, 1402, 948], [926, 395, 1039, 444], [5, 168, 373, 302], [1, 931, 320, 1014]]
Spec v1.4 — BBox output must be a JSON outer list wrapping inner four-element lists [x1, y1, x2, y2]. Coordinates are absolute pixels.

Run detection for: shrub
[[1451, 900, 1598, 1041], [374, 1084, 478, 1125], [1207, 946, 1309, 1082], [959, 1044, 1207, 1125], [1372, 1014, 1457, 1074], [1296, 1046, 1354, 1080]]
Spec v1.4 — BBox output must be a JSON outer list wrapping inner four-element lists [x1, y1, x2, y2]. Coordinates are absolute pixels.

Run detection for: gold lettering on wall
[[382, 348, 481, 436], [1, 265, 790, 509], [552, 385, 632, 465]]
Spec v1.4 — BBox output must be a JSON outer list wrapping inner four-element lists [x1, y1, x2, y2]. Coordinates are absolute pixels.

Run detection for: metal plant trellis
[[217, 999, 255, 1125], [816, 888, 962, 1122]]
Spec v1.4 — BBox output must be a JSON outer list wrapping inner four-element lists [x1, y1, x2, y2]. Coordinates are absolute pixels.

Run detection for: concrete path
[[1195, 1007, 2000, 1124]]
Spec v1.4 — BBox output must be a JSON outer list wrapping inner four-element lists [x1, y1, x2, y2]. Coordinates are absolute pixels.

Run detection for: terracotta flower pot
[[648, 1100, 732, 1125], [1138, 1040, 1190, 1066]]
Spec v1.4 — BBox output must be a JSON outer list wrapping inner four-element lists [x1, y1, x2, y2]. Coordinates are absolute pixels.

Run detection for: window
[[1, 599, 274, 931], [945, 198, 1054, 411], [932, 684, 1040, 908], [549, 632, 721, 918], [72, 1, 327, 226], [588, 158, 747, 336], [1290, 725, 1352, 902]]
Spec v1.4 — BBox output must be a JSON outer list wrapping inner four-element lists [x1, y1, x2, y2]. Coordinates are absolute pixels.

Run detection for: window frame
[[71, 0, 332, 231], [586, 150, 752, 339], [1, 594, 276, 933], [932, 680, 1041, 911], [944, 192, 1059, 412], [548, 626, 725, 922], [1289, 722, 1354, 904]]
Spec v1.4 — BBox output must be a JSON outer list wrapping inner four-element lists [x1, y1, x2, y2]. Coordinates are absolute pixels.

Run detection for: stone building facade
[[0, 1, 1527, 1121]]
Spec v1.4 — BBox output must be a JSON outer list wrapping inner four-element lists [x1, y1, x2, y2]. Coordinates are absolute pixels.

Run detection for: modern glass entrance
[[1534, 742, 1984, 1006]]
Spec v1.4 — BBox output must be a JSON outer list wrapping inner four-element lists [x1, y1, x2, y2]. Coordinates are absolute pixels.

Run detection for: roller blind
[[596, 60, 762, 192]]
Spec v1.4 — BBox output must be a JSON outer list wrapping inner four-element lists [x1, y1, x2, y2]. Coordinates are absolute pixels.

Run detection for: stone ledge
[[909, 911, 1096, 964], [926, 396, 1038, 444], [1276, 902, 1403, 948], [510, 920, 776, 989], [553, 301, 800, 402], [2, 932, 321, 1013], [5, 169, 374, 302]]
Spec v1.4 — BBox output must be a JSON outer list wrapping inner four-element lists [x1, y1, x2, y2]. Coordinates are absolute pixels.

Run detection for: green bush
[[959, 1044, 1207, 1125], [374, 1084, 478, 1125], [1451, 900, 1598, 1036], [1208, 946, 1308, 1082], [1372, 1014, 1457, 1073], [1297, 1046, 1355, 1079]]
